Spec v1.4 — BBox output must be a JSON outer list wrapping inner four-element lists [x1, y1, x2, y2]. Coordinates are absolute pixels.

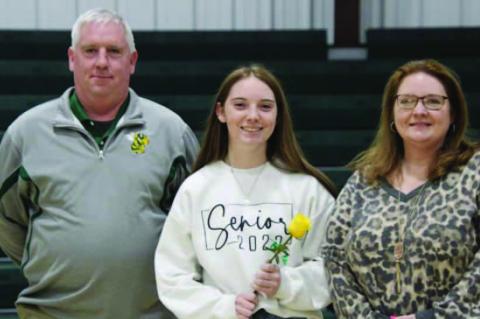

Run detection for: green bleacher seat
[[0, 260, 26, 309], [0, 30, 327, 61], [368, 28, 480, 59], [2, 58, 480, 97], [0, 309, 18, 319], [0, 59, 391, 95], [321, 166, 353, 190], [0, 30, 69, 60], [296, 130, 375, 166]]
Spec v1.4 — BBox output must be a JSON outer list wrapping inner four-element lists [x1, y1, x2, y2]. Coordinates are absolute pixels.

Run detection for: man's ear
[[215, 102, 226, 123], [129, 51, 138, 74], [67, 47, 75, 72]]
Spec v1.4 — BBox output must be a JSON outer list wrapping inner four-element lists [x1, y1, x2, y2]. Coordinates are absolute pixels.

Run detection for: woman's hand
[[252, 263, 281, 298], [235, 292, 257, 319]]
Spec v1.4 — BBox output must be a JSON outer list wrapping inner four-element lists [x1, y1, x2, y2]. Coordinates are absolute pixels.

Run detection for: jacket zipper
[[55, 120, 144, 160]]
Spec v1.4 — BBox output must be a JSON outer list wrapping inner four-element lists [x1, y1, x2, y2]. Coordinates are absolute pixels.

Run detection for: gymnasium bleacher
[[1, 27, 480, 316]]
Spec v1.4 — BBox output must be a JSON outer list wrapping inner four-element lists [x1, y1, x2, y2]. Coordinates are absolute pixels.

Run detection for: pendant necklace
[[229, 162, 267, 200], [394, 183, 427, 293]]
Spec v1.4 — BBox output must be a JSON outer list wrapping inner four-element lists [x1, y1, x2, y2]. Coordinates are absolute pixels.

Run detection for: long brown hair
[[193, 64, 337, 196], [350, 59, 476, 184]]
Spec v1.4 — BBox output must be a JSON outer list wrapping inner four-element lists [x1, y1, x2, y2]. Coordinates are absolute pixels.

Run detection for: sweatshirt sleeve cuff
[[274, 267, 291, 300], [223, 294, 239, 319]]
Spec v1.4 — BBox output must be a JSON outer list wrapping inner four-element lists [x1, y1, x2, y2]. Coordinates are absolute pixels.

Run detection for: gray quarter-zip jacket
[[0, 88, 199, 318]]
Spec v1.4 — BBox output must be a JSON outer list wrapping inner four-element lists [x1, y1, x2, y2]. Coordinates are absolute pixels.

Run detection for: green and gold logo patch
[[131, 133, 150, 154]]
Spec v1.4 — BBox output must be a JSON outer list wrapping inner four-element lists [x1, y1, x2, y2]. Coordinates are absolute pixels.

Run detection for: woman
[[323, 59, 480, 318], [155, 65, 336, 319]]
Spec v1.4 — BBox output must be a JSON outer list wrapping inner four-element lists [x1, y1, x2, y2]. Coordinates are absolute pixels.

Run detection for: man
[[0, 8, 198, 318]]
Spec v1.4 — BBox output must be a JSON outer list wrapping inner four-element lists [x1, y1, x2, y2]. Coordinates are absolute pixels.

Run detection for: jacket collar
[[53, 87, 145, 129]]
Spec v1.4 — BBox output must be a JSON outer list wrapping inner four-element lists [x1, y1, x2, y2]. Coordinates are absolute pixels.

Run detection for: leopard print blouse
[[323, 152, 480, 319]]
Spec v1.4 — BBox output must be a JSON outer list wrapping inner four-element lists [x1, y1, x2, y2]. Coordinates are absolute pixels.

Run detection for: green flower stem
[[268, 235, 292, 264]]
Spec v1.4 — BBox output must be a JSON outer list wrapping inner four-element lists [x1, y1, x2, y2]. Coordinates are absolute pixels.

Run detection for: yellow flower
[[288, 213, 311, 239], [267, 213, 311, 264]]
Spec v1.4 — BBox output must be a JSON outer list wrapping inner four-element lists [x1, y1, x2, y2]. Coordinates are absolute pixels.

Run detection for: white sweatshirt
[[155, 161, 334, 319]]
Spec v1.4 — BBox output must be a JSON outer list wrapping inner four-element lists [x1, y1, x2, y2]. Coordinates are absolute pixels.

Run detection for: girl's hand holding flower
[[253, 213, 311, 299], [252, 263, 281, 297]]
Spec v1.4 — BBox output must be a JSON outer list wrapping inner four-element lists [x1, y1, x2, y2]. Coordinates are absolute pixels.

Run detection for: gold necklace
[[394, 183, 427, 293]]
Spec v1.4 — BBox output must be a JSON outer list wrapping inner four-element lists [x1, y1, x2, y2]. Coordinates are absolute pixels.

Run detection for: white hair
[[71, 8, 136, 53]]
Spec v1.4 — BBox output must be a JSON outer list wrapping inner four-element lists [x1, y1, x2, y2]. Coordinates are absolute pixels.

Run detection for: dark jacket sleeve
[[159, 125, 199, 213]]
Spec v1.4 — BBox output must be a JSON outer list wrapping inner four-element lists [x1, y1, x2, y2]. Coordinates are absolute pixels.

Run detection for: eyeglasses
[[395, 94, 448, 110]]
